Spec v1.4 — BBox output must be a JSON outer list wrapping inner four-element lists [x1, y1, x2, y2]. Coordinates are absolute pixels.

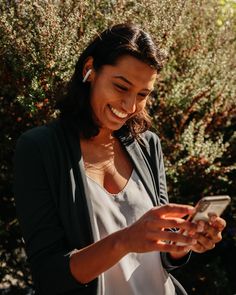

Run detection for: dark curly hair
[[56, 23, 164, 139]]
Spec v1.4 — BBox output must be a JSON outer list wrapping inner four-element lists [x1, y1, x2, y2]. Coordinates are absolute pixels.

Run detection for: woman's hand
[[169, 215, 226, 259], [70, 203, 202, 284], [190, 216, 226, 253], [121, 204, 200, 255]]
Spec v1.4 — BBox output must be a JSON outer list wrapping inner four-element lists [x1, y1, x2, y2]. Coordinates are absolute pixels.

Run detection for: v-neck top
[[86, 169, 175, 295]]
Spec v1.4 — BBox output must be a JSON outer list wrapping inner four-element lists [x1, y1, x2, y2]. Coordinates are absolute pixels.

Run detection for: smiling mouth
[[108, 105, 128, 119]]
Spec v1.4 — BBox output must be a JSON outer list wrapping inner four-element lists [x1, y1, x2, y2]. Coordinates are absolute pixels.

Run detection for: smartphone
[[189, 195, 231, 223], [175, 195, 231, 246]]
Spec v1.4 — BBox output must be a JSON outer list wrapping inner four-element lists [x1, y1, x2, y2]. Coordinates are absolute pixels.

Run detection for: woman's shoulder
[[137, 130, 164, 159], [20, 123, 50, 139], [16, 119, 63, 150], [140, 129, 161, 146]]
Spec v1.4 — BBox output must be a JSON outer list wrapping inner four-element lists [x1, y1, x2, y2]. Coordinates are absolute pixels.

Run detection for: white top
[[87, 169, 175, 295]]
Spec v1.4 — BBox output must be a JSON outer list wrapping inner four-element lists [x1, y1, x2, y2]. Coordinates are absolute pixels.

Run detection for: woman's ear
[[82, 57, 94, 82]]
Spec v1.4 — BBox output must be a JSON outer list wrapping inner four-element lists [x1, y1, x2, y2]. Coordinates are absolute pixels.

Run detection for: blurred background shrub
[[0, 0, 235, 294]]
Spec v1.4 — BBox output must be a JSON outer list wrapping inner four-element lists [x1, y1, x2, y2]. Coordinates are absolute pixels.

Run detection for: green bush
[[0, 0, 235, 293]]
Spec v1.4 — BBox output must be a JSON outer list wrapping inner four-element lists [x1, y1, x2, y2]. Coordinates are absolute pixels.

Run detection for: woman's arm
[[14, 133, 82, 294], [69, 204, 200, 284], [69, 229, 126, 283]]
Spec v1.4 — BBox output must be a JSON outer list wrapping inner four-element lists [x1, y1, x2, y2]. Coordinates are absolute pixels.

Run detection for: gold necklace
[[82, 137, 119, 176], [83, 158, 118, 176]]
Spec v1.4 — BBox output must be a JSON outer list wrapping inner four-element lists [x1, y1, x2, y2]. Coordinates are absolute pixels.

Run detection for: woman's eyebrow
[[113, 75, 153, 92]]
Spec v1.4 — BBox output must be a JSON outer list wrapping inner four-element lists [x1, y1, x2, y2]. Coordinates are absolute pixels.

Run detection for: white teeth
[[109, 105, 128, 119]]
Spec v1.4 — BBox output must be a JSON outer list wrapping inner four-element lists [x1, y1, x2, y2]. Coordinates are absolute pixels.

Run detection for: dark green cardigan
[[14, 118, 189, 295]]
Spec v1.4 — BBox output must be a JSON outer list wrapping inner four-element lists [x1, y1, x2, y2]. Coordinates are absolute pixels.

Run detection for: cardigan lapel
[[60, 118, 104, 295], [118, 135, 160, 207]]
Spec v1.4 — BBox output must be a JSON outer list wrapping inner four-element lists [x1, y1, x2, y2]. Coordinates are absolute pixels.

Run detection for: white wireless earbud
[[82, 69, 92, 83]]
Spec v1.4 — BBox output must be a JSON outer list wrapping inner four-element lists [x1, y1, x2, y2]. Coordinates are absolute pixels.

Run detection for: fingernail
[[197, 221, 204, 232], [191, 239, 197, 245], [210, 215, 217, 222]]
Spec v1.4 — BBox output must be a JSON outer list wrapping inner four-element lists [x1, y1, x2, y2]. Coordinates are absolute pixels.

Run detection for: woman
[[14, 23, 225, 295]]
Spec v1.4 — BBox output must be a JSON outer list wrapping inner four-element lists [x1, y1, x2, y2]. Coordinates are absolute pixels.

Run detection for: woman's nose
[[121, 95, 136, 114]]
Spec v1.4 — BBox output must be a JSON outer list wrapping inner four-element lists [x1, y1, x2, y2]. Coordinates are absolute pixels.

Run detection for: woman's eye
[[114, 84, 128, 91], [138, 93, 150, 99], [138, 91, 153, 98], [138, 93, 147, 98]]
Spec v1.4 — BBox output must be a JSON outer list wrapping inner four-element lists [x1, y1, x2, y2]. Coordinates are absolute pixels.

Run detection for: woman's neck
[[84, 128, 115, 146], [80, 128, 119, 166]]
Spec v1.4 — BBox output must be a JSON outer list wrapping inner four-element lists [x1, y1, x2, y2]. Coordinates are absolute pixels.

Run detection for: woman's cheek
[[136, 99, 147, 112]]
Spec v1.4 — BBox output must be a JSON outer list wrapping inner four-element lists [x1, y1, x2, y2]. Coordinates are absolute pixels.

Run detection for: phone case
[[190, 195, 231, 222], [175, 195, 230, 246]]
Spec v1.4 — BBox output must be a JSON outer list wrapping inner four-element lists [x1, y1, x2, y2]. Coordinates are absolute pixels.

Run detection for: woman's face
[[88, 55, 157, 132]]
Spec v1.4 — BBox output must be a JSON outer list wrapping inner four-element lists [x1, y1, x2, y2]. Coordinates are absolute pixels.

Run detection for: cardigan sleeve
[[13, 133, 95, 294], [149, 132, 192, 270]]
